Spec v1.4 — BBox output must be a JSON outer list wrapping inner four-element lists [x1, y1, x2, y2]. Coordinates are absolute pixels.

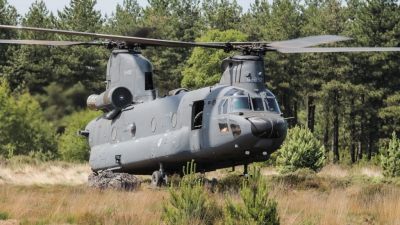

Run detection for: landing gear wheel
[[151, 171, 162, 187]]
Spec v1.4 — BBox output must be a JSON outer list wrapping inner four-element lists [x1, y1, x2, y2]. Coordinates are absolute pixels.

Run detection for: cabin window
[[130, 123, 136, 137], [171, 113, 177, 128], [151, 118, 157, 132], [230, 120, 241, 138], [145, 72, 154, 90], [218, 118, 229, 133], [192, 101, 204, 130]]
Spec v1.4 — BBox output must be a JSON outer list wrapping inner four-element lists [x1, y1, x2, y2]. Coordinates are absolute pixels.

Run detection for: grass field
[[0, 161, 399, 225]]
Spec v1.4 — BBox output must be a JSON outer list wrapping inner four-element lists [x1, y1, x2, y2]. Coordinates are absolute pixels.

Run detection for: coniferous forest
[[0, 0, 400, 165]]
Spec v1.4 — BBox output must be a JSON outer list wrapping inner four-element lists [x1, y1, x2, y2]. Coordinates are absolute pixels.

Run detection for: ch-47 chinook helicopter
[[1, 25, 400, 186]]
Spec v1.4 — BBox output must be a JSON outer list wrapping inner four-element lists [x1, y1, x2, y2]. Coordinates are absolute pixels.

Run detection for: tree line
[[0, 0, 399, 164]]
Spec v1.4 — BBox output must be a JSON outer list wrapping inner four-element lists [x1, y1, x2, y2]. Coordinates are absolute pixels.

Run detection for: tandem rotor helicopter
[[1, 25, 400, 186]]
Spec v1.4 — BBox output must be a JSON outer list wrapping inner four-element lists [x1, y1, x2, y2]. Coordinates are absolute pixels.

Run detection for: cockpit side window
[[223, 99, 228, 114], [231, 97, 251, 112], [265, 98, 281, 113], [145, 72, 154, 90], [218, 99, 225, 115], [252, 98, 264, 111]]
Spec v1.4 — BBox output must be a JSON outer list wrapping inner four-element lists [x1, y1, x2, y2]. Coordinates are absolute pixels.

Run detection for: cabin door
[[190, 100, 204, 151]]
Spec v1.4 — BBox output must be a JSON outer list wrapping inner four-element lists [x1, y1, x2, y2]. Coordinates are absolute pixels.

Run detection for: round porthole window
[[171, 113, 177, 128], [151, 118, 157, 132], [130, 123, 136, 137]]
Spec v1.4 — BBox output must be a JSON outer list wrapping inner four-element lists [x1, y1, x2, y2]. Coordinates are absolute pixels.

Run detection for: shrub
[[0, 211, 9, 220], [162, 160, 222, 225], [277, 126, 326, 173], [216, 172, 244, 193], [224, 167, 279, 225], [381, 132, 400, 177], [58, 110, 101, 162], [0, 80, 57, 158]]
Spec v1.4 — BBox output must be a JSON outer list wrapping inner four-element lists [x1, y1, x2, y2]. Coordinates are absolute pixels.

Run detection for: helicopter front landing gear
[[151, 162, 168, 187], [243, 163, 248, 178]]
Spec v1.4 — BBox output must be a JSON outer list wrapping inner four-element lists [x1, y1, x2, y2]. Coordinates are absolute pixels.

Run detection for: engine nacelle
[[87, 86, 133, 112]]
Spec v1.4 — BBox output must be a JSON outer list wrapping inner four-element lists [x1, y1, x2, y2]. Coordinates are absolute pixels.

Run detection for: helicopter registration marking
[[124, 70, 133, 75], [247, 77, 263, 82]]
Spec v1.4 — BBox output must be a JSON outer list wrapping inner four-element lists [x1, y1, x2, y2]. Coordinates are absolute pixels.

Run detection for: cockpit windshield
[[252, 98, 264, 111], [227, 89, 281, 113], [231, 97, 251, 111]]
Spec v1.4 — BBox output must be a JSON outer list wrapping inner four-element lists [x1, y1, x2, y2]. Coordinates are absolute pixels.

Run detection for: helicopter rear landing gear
[[151, 162, 168, 187]]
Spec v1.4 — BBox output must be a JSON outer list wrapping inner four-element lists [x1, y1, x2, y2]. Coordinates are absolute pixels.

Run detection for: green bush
[[0, 211, 9, 220], [381, 132, 400, 177], [162, 160, 222, 225], [224, 167, 280, 225], [58, 109, 101, 162], [0, 80, 57, 158], [216, 172, 244, 193], [277, 126, 326, 173]]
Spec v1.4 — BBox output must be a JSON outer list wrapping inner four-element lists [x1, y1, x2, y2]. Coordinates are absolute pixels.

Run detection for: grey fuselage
[[84, 51, 287, 175]]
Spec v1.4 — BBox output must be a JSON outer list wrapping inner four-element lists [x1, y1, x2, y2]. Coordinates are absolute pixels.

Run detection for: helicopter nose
[[248, 117, 286, 138]]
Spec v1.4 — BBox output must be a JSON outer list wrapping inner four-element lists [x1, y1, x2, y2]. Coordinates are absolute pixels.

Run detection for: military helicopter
[[1, 25, 399, 186]]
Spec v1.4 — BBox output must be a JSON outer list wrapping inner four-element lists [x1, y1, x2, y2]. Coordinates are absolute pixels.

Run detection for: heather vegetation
[[0, 159, 400, 224]]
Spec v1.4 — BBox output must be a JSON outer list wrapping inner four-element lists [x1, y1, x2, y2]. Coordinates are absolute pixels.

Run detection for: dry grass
[[318, 163, 383, 179], [0, 163, 91, 185], [0, 184, 168, 225], [273, 183, 400, 224], [0, 162, 400, 224]]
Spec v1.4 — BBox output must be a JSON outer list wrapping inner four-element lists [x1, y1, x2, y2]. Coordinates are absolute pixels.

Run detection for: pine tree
[[381, 132, 400, 177], [346, 0, 400, 161], [106, 0, 144, 36], [55, 0, 108, 92], [224, 167, 279, 225], [0, 0, 19, 76], [277, 126, 326, 173], [181, 30, 247, 89], [2, 0, 56, 94], [202, 0, 243, 31], [261, 0, 302, 127], [142, 0, 205, 93]]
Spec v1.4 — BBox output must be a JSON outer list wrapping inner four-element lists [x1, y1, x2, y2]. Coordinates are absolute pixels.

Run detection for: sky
[[12, 0, 255, 18]]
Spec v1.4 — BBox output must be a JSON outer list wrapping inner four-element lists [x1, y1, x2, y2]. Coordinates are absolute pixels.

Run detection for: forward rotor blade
[[0, 25, 226, 49], [0, 39, 102, 46], [278, 47, 400, 53], [269, 35, 353, 48], [196, 35, 352, 49]]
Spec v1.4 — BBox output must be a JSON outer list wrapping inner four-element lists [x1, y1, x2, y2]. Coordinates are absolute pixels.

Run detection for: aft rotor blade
[[0, 39, 102, 46], [278, 47, 400, 53], [0, 25, 226, 49]]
